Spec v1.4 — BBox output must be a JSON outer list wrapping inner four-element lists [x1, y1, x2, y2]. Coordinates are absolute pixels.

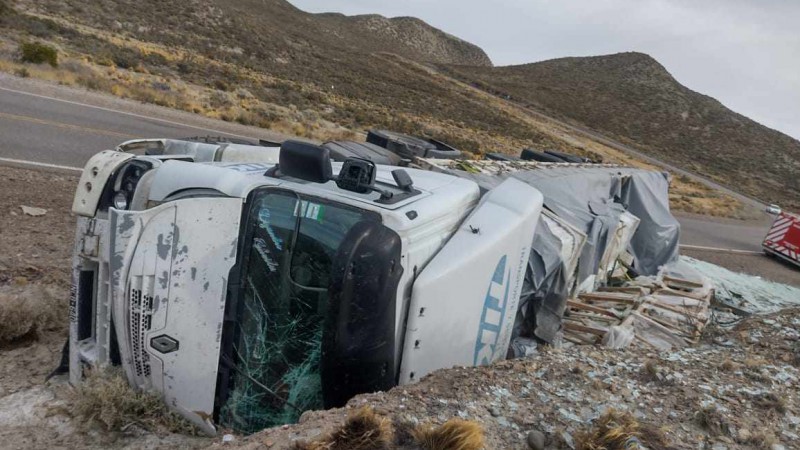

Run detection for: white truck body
[[69, 137, 681, 434], [69, 141, 543, 433]]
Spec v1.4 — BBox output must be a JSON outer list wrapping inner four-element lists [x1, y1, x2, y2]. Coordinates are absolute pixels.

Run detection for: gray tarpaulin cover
[[440, 166, 681, 343]]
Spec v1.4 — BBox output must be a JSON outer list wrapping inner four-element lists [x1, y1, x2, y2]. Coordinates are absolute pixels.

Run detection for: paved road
[[0, 85, 268, 168], [676, 215, 771, 252], [0, 80, 773, 252]]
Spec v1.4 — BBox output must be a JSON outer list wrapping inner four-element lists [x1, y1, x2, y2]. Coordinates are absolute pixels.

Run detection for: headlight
[[100, 160, 152, 212], [113, 191, 129, 210]]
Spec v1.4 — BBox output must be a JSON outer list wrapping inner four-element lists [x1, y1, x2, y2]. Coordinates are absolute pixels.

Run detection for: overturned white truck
[[68, 135, 681, 434]]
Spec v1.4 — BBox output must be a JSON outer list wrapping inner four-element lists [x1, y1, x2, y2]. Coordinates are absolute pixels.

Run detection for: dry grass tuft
[[576, 409, 672, 450], [753, 392, 787, 415], [640, 359, 663, 383], [296, 409, 484, 450], [412, 418, 485, 450], [68, 368, 200, 435], [295, 406, 393, 450], [718, 359, 736, 372], [694, 406, 732, 437], [0, 283, 66, 345]]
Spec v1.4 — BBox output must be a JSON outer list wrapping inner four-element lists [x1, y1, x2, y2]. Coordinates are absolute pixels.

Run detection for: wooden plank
[[578, 293, 639, 304], [655, 288, 709, 302], [598, 286, 648, 295], [663, 275, 705, 289], [567, 300, 621, 318], [566, 311, 619, 323], [564, 322, 608, 336]]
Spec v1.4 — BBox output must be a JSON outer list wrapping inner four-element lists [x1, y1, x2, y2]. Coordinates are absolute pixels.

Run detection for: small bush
[[69, 368, 200, 435], [19, 41, 58, 67], [111, 51, 136, 69], [14, 67, 30, 78], [0, 284, 66, 345], [0, 0, 13, 17], [576, 409, 671, 450], [296, 407, 392, 450]]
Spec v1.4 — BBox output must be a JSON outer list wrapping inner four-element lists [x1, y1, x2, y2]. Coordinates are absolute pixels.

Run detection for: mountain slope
[[443, 52, 800, 209], [316, 13, 492, 66], [9, 0, 543, 153]]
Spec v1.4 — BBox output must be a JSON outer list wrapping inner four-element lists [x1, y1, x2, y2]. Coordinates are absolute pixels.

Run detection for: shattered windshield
[[220, 189, 377, 433]]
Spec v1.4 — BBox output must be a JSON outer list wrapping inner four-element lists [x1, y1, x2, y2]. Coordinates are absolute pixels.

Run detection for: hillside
[[0, 0, 749, 216], [443, 52, 800, 210], [316, 13, 492, 67], [6, 0, 512, 151]]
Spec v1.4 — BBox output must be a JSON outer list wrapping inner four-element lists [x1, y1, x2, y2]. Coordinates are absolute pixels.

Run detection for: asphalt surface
[[0, 78, 775, 253], [0, 85, 270, 168], [676, 214, 771, 252]]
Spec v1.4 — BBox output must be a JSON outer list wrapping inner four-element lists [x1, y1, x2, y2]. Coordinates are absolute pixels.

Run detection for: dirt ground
[[1, 165, 798, 449], [228, 310, 800, 450]]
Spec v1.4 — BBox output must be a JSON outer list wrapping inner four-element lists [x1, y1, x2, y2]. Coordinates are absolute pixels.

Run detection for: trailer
[[67, 133, 689, 434], [763, 211, 800, 268]]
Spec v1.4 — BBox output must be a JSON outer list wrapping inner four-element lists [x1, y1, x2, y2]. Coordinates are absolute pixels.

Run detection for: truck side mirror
[[321, 220, 404, 408], [336, 158, 377, 193], [278, 140, 333, 183]]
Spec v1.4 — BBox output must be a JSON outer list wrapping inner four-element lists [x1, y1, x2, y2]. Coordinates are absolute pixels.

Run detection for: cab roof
[[146, 159, 477, 212]]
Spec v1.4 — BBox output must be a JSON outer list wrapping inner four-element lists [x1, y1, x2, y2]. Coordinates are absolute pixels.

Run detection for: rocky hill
[[316, 13, 492, 66], [443, 52, 800, 209], [8, 0, 549, 154], [1, 0, 786, 215]]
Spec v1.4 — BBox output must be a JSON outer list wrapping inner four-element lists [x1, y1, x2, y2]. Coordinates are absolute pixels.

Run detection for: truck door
[[399, 178, 543, 384]]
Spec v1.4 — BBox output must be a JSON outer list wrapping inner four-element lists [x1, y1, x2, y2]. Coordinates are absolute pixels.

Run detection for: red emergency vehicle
[[763, 211, 800, 268]]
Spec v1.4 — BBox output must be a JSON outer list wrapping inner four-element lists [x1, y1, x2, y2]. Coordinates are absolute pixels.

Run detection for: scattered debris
[[20, 205, 47, 216], [564, 264, 712, 351], [226, 310, 800, 449], [680, 256, 800, 315]]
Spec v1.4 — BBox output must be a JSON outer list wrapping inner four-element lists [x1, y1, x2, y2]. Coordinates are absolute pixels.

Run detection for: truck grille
[[129, 279, 155, 378]]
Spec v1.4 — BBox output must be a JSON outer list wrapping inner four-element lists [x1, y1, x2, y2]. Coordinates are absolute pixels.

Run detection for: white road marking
[[0, 85, 255, 139], [0, 156, 82, 172], [679, 244, 763, 255]]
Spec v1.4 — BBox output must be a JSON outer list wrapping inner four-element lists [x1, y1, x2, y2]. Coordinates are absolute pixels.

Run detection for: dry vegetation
[[0, 282, 66, 344], [294, 407, 485, 450], [575, 409, 672, 450], [443, 53, 800, 210], [66, 367, 201, 435], [0, 0, 749, 216]]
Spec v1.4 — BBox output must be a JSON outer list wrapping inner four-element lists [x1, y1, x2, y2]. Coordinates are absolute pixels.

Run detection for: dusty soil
[[227, 310, 800, 450], [1, 165, 798, 449], [0, 165, 76, 286]]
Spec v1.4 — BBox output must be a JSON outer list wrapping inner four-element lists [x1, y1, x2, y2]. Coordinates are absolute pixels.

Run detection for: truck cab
[[69, 139, 543, 433]]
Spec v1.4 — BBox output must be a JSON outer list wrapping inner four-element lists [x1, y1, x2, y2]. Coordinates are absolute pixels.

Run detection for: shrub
[[0, 0, 12, 17], [68, 368, 200, 435], [19, 41, 58, 67], [0, 284, 66, 344]]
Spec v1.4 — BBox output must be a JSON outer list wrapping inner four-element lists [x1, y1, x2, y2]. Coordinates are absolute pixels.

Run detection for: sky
[[290, 0, 800, 140]]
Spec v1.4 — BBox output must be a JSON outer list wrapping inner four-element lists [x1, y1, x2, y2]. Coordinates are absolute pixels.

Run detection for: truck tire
[[520, 148, 565, 163], [367, 129, 461, 160], [322, 141, 403, 166]]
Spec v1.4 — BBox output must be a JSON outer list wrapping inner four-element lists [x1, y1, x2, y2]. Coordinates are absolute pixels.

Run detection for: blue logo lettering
[[473, 255, 510, 366]]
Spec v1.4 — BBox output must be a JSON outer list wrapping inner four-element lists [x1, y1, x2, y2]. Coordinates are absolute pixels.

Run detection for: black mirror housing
[[279, 140, 333, 183]]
